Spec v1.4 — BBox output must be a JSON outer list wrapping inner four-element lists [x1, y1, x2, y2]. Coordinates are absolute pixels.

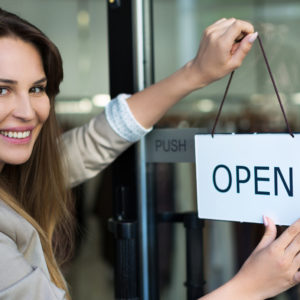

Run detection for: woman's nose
[[12, 93, 35, 121]]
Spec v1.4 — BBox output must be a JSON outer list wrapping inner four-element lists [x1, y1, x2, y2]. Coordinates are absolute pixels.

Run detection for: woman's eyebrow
[[0, 78, 17, 84], [33, 77, 47, 84], [0, 77, 47, 85]]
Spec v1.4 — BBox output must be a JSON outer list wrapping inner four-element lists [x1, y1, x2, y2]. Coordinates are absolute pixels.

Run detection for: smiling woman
[[0, 9, 72, 300], [0, 38, 50, 169], [1, 6, 300, 300]]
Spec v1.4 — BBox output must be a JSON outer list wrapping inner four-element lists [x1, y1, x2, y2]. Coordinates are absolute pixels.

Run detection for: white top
[[105, 93, 152, 142]]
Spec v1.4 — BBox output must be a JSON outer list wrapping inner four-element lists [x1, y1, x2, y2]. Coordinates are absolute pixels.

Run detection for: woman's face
[[0, 37, 50, 171]]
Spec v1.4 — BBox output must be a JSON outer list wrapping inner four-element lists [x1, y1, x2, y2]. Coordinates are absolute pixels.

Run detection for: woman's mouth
[[0, 129, 33, 144], [0, 130, 31, 139]]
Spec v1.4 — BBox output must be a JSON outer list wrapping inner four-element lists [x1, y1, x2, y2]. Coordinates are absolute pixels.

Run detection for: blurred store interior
[[2, 0, 300, 299]]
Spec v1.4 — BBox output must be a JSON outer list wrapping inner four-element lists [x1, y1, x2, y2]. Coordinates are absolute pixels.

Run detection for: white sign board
[[195, 133, 300, 225]]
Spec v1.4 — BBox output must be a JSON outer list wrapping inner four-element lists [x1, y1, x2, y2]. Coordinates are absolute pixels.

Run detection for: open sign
[[195, 133, 300, 225]]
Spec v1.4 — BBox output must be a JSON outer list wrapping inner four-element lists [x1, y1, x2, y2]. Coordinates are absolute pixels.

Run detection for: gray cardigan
[[0, 112, 132, 299]]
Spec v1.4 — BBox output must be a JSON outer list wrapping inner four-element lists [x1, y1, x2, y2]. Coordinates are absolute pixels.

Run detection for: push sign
[[195, 133, 300, 225]]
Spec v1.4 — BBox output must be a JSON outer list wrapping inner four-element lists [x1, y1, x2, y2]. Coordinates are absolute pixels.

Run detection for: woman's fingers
[[222, 19, 254, 44], [189, 18, 256, 88], [205, 18, 255, 70], [285, 232, 300, 259], [230, 32, 258, 67], [232, 217, 300, 299], [294, 270, 300, 283], [205, 18, 247, 41], [218, 20, 256, 68], [275, 219, 300, 250], [292, 252, 300, 284], [212, 18, 227, 26], [252, 217, 300, 268], [204, 18, 228, 33], [205, 18, 236, 36], [253, 216, 277, 253]]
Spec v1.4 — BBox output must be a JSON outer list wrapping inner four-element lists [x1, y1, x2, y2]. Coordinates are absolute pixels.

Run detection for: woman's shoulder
[[0, 200, 65, 299], [0, 199, 36, 244], [0, 199, 49, 272]]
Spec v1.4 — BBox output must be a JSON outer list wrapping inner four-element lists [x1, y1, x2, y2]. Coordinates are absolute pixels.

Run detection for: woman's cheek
[[36, 96, 51, 123], [0, 102, 13, 123]]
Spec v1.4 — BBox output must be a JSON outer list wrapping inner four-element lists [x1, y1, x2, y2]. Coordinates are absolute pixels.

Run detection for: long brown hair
[[0, 8, 73, 298]]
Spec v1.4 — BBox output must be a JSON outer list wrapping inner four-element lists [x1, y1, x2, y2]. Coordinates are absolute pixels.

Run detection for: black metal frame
[[107, 1, 139, 299]]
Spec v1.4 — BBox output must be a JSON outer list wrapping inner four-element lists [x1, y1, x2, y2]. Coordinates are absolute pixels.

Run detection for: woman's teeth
[[0, 131, 31, 139]]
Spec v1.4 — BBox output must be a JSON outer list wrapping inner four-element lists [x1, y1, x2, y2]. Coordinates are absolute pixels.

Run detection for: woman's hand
[[188, 18, 257, 89], [201, 217, 300, 300], [231, 217, 300, 299], [127, 18, 257, 128]]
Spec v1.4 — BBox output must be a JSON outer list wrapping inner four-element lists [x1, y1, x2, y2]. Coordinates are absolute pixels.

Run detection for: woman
[[0, 7, 299, 300]]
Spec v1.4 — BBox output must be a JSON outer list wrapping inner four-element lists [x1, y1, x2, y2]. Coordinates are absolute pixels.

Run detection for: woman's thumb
[[231, 32, 258, 67], [254, 216, 277, 253]]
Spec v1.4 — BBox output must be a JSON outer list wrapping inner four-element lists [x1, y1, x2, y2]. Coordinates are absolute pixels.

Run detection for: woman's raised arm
[[127, 18, 258, 129]]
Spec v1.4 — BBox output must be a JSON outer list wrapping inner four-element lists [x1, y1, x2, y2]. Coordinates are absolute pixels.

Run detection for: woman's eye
[[30, 86, 46, 94], [0, 87, 9, 96]]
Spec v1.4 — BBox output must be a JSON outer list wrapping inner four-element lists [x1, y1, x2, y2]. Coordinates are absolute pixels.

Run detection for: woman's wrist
[[181, 59, 209, 92], [228, 272, 263, 300], [199, 274, 262, 300]]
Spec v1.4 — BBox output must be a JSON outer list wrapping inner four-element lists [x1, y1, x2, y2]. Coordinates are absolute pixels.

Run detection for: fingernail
[[248, 32, 258, 43], [263, 215, 269, 226]]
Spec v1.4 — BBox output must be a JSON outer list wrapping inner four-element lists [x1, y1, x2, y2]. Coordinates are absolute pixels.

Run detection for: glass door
[[145, 0, 300, 299]]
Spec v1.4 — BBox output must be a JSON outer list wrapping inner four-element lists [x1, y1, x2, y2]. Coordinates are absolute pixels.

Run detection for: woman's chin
[[2, 155, 31, 167]]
